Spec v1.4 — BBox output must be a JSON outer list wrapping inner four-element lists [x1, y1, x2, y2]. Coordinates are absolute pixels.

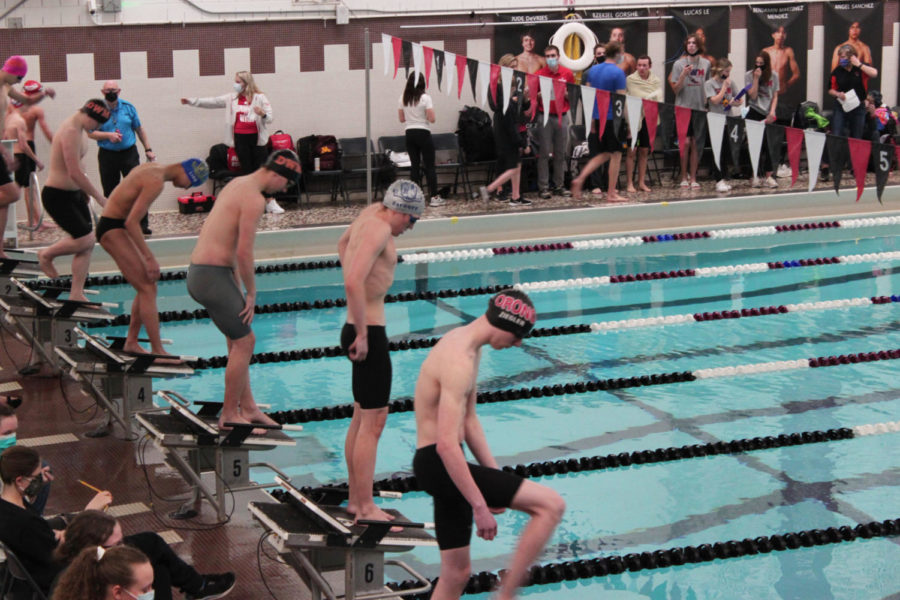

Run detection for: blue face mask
[[0, 433, 15, 452], [546, 57, 559, 69], [839, 58, 850, 67], [125, 589, 154, 600]]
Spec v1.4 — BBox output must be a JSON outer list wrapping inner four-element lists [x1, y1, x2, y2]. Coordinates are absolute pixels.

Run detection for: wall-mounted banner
[[747, 3, 808, 122], [582, 8, 649, 76], [494, 12, 568, 72], [664, 7, 730, 105], [823, 2, 883, 114]]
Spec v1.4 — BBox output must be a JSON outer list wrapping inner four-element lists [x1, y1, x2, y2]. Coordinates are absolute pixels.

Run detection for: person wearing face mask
[[181, 71, 281, 213], [0, 404, 52, 515], [669, 34, 710, 189], [829, 44, 878, 141], [51, 545, 154, 600], [705, 58, 743, 193], [534, 45, 574, 199], [746, 51, 780, 188], [624, 55, 663, 193], [0, 445, 112, 594], [88, 81, 154, 235]]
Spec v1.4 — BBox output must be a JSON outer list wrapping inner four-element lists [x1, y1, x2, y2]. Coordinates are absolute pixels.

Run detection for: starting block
[[0, 254, 43, 295], [135, 390, 295, 520], [250, 477, 435, 600], [54, 327, 195, 438], [0, 278, 113, 372]]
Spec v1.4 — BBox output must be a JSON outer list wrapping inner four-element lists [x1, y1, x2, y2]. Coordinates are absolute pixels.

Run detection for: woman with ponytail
[[51, 545, 153, 600]]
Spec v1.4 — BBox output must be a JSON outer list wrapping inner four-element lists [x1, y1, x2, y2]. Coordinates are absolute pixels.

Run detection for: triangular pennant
[[847, 137, 871, 202], [581, 85, 596, 126], [539, 75, 553, 126], [489, 63, 501, 107], [826, 135, 847, 194], [744, 119, 766, 179], [467, 58, 479, 101], [391, 36, 402, 79], [626, 95, 643, 149], [803, 130, 826, 193], [874, 143, 891, 204], [455, 54, 467, 99], [552, 77, 567, 125], [433, 50, 445, 91], [643, 99, 659, 152], [895, 144, 900, 175], [595, 89, 610, 139], [477, 61, 491, 107], [528, 73, 540, 121], [500, 66, 513, 114], [784, 127, 803, 188], [725, 117, 744, 169], [674, 105, 692, 160], [382, 33, 393, 77], [765, 124, 785, 173], [411, 42, 423, 82], [401, 40, 412, 78], [706, 112, 726, 170], [423, 46, 434, 87]]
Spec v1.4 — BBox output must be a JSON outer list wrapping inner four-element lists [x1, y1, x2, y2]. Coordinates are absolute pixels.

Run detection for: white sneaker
[[266, 199, 285, 214], [478, 186, 490, 202], [765, 176, 778, 188], [751, 177, 762, 188], [429, 195, 446, 207], [776, 164, 791, 178], [715, 180, 732, 192], [679, 179, 690, 187]]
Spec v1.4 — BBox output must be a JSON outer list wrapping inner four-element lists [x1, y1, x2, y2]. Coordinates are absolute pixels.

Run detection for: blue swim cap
[[181, 158, 209, 187]]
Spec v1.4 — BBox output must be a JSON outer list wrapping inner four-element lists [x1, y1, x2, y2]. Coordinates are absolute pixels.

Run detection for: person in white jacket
[[181, 71, 284, 213]]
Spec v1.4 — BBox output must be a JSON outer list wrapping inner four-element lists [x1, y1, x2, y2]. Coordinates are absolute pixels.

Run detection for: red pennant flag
[[527, 73, 539, 122], [455, 54, 467, 99], [423, 46, 433, 87], [642, 99, 659, 152], [847, 138, 871, 202], [784, 127, 804, 188], [489, 63, 500, 105], [552, 77, 567, 125], [674, 106, 692, 160], [391, 37, 402, 80], [895, 144, 900, 172], [595, 89, 610, 140]]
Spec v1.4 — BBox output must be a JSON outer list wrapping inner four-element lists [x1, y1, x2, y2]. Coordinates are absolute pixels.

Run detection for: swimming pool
[[93, 218, 900, 598]]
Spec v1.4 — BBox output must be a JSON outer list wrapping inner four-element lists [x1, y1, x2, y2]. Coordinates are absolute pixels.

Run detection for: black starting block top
[[0, 279, 113, 322], [54, 329, 194, 378], [136, 392, 295, 450], [0, 254, 42, 279]]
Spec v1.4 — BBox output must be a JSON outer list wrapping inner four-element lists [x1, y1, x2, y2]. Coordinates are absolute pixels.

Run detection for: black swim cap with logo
[[264, 149, 302, 180], [485, 288, 537, 339], [81, 98, 111, 124]]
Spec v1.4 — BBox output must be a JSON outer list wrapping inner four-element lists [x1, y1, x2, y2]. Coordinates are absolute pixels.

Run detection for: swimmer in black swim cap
[[485, 288, 537, 341]]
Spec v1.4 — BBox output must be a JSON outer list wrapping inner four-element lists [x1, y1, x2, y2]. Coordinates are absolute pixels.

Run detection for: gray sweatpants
[[537, 112, 570, 190]]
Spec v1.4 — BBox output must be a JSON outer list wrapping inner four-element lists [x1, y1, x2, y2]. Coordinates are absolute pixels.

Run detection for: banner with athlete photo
[[823, 2, 883, 110], [493, 12, 565, 71], [747, 3, 808, 122], [582, 8, 649, 76], [664, 7, 730, 105]]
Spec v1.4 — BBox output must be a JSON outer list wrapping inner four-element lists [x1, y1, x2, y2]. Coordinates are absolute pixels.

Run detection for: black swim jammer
[[186, 264, 252, 340], [413, 444, 524, 550], [13, 141, 36, 187], [340, 324, 391, 409], [95, 216, 126, 243], [41, 186, 92, 238]]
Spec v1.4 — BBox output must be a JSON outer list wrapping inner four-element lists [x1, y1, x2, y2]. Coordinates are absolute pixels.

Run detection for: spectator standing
[[828, 44, 878, 141], [534, 45, 574, 199], [398, 73, 443, 207], [745, 51, 780, 187], [624, 55, 662, 193], [669, 34, 710, 189], [88, 81, 154, 235], [705, 58, 742, 193], [181, 71, 283, 214]]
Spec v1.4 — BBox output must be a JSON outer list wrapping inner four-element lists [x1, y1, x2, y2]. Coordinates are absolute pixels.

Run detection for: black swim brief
[[41, 186, 92, 239], [0, 152, 12, 186], [413, 444, 524, 550], [14, 141, 36, 187], [340, 323, 391, 410], [95, 216, 125, 243]]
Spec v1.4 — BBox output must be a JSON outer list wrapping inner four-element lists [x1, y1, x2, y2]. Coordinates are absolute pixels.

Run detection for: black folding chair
[[0, 541, 49, 600]]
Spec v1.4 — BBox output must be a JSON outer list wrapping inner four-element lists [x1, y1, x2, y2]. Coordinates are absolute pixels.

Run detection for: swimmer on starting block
[[186, 149, 300, 433], [413, 289, 565, 600], [338, 179, 422, 526], [97, 158, 209, 361]]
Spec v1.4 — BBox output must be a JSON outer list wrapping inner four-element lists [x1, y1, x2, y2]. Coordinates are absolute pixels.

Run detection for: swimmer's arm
[[36, 109, 53, 142], [342, 223, 390, 336], [124, 180, 164, 258], [61, 128, 105, 204], [464, 390, 498, 470], [8, 87, 51, 106], [235, 198, 265, 298]]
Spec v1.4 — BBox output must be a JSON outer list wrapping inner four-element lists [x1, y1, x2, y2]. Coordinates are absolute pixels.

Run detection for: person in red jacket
[[534, 45, 575, 199]]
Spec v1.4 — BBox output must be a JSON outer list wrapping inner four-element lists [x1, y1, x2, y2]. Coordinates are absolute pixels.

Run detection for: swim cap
[[23, 80, 42, 95], [264, 149, 302, 180], [383, 179, 425, 218], [485, 288, 537, 339], [180, 158, 210, 187], [9, 98, 22, 108], [80, 98, 111, 124], [2, 56, 27, 78]]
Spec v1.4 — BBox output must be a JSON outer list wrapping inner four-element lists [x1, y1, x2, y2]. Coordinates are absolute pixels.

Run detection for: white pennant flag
[[411, 43, 423, 82], [443, 51, 456, 96], [804, 130, 826, 193], [744, 119, 766, 179], [580, 85, 596, 126], [381, 33, 392, 77], [706, 112, 726, 170], [500, 66, 513, 114], [477, 61, 490, 107], [539, 75, 553, 126], [626, 95, 643, 149]]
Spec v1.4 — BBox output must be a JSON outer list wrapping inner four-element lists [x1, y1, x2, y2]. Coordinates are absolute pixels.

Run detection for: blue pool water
[[97, 229, 900, 598]]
